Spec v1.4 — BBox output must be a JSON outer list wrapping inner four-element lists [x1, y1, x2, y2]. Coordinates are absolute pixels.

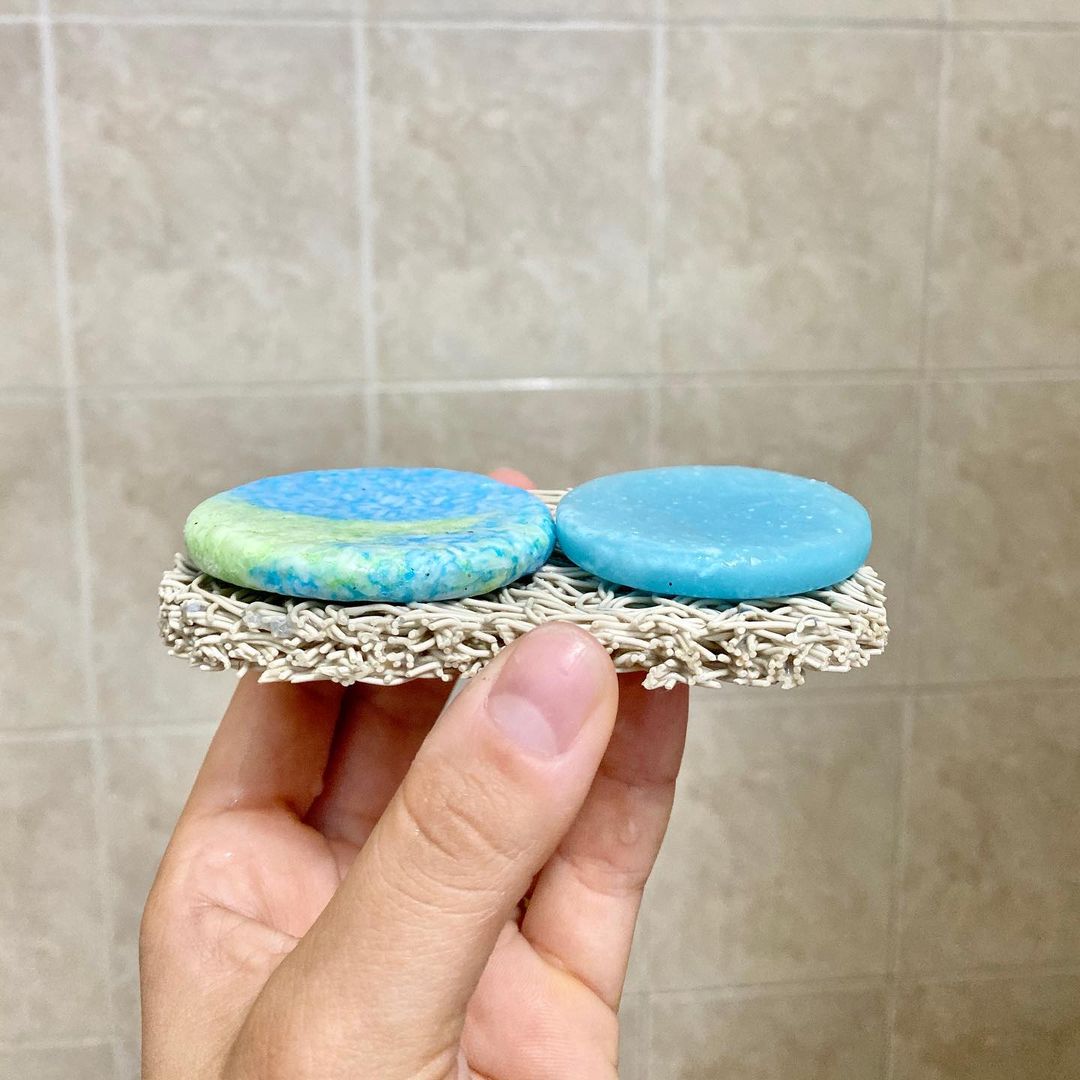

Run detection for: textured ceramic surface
[[649, 986, 888, 1080], [556, 466, 872, 599], [662, 28, 936, 373], [1, 402, 86, 728], [369, 28, 650, 380], [0, 739, 107, 1042], [892, 974, 1080, 1080], [57, 25, 361, 387], [185, 468, 556, 602], [0, 27, 58, 388], [927, 32, 1080, 369]]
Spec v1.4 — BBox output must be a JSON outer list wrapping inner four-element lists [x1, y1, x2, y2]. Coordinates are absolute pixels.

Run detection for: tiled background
[[1, 0, 1079, 1077]]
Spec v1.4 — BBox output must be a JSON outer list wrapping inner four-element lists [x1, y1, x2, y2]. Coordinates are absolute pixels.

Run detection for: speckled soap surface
[[555, 466, 872, 600], [184, 468, 556, 603]]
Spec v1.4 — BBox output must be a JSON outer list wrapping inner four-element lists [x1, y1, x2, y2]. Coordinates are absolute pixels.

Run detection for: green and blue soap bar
[[184, 467, 556, 603]]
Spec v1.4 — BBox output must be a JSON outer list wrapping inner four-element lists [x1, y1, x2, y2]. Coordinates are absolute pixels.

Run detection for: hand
[[140, 474, 689, 1080]]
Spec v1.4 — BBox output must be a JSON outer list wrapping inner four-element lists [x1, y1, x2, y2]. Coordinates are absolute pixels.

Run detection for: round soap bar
[[555, 466, 872, 600], [184, 467, 556, 603]]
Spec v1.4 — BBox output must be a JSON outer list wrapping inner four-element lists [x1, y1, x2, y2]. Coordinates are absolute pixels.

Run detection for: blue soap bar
[[184, 467, 556, 603], [555, 466, 871, 600]]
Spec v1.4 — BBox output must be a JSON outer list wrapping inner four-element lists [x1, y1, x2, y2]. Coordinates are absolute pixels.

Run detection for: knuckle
[[560, 846, 651, 900], [389, 759, 526, 897]]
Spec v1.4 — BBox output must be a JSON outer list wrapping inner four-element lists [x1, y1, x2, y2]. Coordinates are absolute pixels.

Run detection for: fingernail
[[487, 624, 606, 758]]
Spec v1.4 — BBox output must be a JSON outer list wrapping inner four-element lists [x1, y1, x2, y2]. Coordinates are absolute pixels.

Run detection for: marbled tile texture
[[7, 9, 1080, 1080]]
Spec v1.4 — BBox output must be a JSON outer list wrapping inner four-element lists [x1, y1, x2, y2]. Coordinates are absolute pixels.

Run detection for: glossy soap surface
[[555, 466, 872, 600], [184, 468, 556, 602]]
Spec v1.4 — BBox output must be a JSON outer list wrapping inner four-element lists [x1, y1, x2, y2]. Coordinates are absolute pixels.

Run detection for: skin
[[141, 469, 690, 1080]]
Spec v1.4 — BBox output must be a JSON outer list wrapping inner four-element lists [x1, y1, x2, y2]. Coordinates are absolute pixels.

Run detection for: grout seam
[[882, 696, 916, 1080], [649, 973, 891, 1000], [64, 363, 1080, 401], [645, 957, 1080, 1001], [33, 11, 1080, 31], [884, 34, 946, 1073], [36, 0, 119, 1061], [0, 1036, 115, 1053], [906, 23, 951, 696], [644, 4, 666, 468], [0, 721, 219, 744], [351, 18, 381, 465]]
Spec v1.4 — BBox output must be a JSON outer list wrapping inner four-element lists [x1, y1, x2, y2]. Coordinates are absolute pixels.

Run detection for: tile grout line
[[36, 11, 1080, 31], [0, 720, 220, 743], [351, 15, 381, 465], [0, 1036, 116, 1052], [883, 24, 949, 1080], [36, 0, 119, 1063], [61, 363, 1080, 401], [643, 957, 1080, 1001], [644, 1, 666, 469], [641, 989, 654, 1080], [905, 21, 950, 696], [882, 696, 916, 1080]]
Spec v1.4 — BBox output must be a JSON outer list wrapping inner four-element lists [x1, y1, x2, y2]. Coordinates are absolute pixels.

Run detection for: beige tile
[[658, 381, 917, 686], [81, 391, 371, 727], [0, 402, 87, 730], [663, 29, 936, 374], [948, 0, 1080, 22], [370, 28, 650, 380], [0, 27, 59, 389], [670, 0, 936, 16], [928, 33, 1080, 369], [914, 381, 1080, 683], [640, 693, 902, 989], [56, 25, 361, 387], [650, 985, 888, 1080], [379, 386, 653, 488], [619, 992, 649, 1080], [103, 728, 215, 1044], [898, 689, 1080, 973], [0, 0, 36, 13], [892, 973, 1080, 1080], [0, 738, 107, 1041], [0, 1044, 116, 1080], [370, 0, 651, 14], [114, 1040, 139, 1080]]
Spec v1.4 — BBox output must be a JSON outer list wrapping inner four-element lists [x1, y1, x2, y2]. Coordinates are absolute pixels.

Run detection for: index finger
[[181, 674, 343, 820]]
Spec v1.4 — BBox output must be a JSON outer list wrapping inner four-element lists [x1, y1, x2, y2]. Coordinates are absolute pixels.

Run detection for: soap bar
[[184, 467, 556, 603], [555, 466, 871, 600]]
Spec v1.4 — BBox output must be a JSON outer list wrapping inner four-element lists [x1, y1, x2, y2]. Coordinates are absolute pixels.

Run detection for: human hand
[[140, 474, 689, 1080]]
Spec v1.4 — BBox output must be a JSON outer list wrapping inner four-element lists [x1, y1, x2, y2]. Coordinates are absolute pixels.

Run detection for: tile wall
[[2, 1, 1078, 1076]]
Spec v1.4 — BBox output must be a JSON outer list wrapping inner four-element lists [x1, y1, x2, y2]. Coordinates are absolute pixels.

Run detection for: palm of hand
[[145, 673, 686, 1080]]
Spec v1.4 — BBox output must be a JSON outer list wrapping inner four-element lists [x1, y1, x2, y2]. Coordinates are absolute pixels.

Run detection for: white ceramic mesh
[[158, 490, 888, 690]]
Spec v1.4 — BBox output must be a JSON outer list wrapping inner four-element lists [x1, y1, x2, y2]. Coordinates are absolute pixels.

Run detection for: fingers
[[520, 675, 689, 1009], [237, 623, 619, 1078], [302, 466, 536, 850], [182, 673, 344, 820], [304, 680, 453, 850], [488, 467, 535, 490], [463, 924, 620, 1080]]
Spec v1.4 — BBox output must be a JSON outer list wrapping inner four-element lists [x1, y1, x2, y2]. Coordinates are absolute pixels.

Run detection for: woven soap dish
[[159, 490, 888, 691]]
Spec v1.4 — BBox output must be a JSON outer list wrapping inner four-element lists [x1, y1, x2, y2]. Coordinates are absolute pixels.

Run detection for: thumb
[[240, 622, 619, 1080]]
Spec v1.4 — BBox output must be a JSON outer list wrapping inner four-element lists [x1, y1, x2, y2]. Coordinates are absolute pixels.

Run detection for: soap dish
[[159, 490, 888, 691]]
